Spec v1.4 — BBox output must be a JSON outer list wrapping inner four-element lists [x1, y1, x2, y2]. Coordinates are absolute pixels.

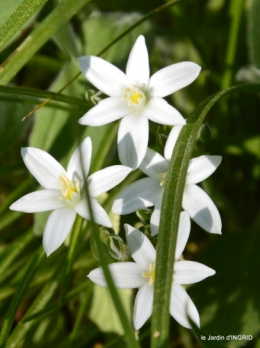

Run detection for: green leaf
[[0, 0, 49, 52], [0, 248, 45, 348], [151, 83, 260, 348], [0, 0, 91, 84], [89, 286, 132, 336]]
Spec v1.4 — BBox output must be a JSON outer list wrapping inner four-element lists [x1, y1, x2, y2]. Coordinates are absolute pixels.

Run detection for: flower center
[[157, 172, 168, 187], [142, 263, 156, 285], [123, 85, 147, 108], [58, 173, 81, 201]]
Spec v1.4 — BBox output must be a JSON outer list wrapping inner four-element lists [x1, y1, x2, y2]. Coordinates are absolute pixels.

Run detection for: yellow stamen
[[142, 263, 156, 285], [123, 86, 146, 107], [58, 173, 80, 200]]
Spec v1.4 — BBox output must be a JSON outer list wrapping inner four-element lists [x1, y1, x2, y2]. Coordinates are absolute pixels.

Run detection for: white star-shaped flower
[[112, 126, 222, 235], [88, 212, 215, 330], [10, 137, 132, 256], [78, 35, 201, 169]]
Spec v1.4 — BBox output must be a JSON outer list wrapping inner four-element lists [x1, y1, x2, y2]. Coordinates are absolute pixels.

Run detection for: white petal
[[149, 62, 201, 97], [67, 137, 92, 182], [175, 211, 191, 260], [21, 147, 66, 190], [118, 114, 149, 169], [88, 165, 132, 197], [126, 35, 149, 87], [112, 178, 161, 214], [150, 191, 163, 236], [139, 148, 169, 179], [143, 98, 186, 125], [164, 125, 184, 161], [9, 190, 67, 213], [78, 56, 128, 96], [74, 198, 112, 227], [43, 207, 76, 256], [174, 261, 215, 284], [78, 97, 133, 126], [170, 284, 200, 329], [183, 185, 222, 234], [134, 282, 154, 330], [125, 224, 156, 269], [186, 156, 222, 185], [88, 263, 145, 288]]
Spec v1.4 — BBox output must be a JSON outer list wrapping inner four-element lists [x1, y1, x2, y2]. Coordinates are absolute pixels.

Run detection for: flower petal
[[143, 98, 186, 125], [126, 35, 149, 87], [67, 137, 92, 182], [78, 97, 133, 126], [186, 156, 222, 185], [183, 185, 222, 234], [125, 224, 156, 269], [139, 148, 169, 179], [150, 190, 163, 236], [78, 56, 128, 96], [43, 207, 76, 256], [88, 165, 132, 197], [10, 190, 67, 213], [88, 263, 145, 288], [164, 125, 184, 161], [74, 198, 112, 227], [118, 114, 149, 169], [21, 147, 66, 190], [175, 211, 191, 260], [174, 261, 215, 284], [112, 178, 161, 214], [170, 284, 200, 329], [149, 62, 201, 97], [134, 282, 154, 330]]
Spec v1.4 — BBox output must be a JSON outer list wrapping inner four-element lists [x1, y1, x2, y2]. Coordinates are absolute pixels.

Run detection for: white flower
[[88, 212, 215, 330], [10, 137, 132, 256], [112, 126, 222, 235], [78, 35, 201, 169]]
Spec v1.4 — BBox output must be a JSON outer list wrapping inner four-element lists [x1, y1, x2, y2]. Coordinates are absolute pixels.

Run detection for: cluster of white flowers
[[10, 36, 221, 330]]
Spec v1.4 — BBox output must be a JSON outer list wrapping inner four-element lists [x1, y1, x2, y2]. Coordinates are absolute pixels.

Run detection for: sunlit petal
[[175, 211, 191, 260], [143, 98, 186, 125], [67, 137, 92, 182], [134, 282, 154, 330], [139, 148, 169, 179], [112, 178, 161, 214], [149, 62, 201, 97], [88, 263, 145, 288], [21, 147, 66, 190], [10, 190, 67, 213], [118, 114, 149, 169], [164, 125, 184, 161], [43, 207, 76, 256], [78, 97, 133, 126], [88, 165, 132, 197], [78, 56, 128, 96], [186, 156, 222, 185], [150, 191, 163, 236], [183, 185, 222, 234], [126, 35, 150, 87], [170, 284, 200, 329], [125, 224, 156, 269], [74, 198, 112, 227], [174, 261, 216, 284]]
